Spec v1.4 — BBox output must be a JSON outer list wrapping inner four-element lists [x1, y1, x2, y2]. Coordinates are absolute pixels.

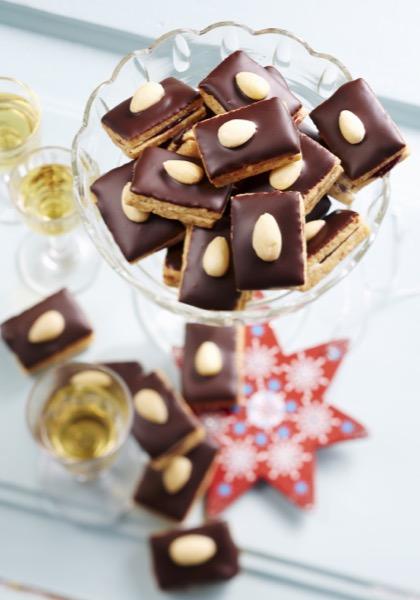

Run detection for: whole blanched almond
[[134, 388, 168, 424], [235, 71, 270, 100], [169, 534, 217, 566], [129, 81, 165, 113], [338, 110, 365, 144], [252, 213, 282, 262], [28, 310, 65, 343], [202, 236, 230, 277], [121, 183, 149, 222], [304, 219, 326, 241], [217, 119, 257, 148], [162, 456, 192, 494], [163, 160, 204, 185], [70, 370, 112, 387], [269, 159, 303, 190], [194, 341, 223, 376]]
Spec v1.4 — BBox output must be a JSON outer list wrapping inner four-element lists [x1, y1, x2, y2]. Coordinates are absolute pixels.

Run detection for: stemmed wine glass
[[9, 145, 100, 294]]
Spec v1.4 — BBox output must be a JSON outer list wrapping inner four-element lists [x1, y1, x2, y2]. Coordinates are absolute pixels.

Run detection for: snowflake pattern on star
[[283, 352, 329, 398], [202, 324, 367, 515], [262, 437, 311, 480], [246, 389, 285, 429], [219, 437, 259, 482], [294, 401, 340, 444], [201, 412, 230, 443], [244, 337, 281, 382]]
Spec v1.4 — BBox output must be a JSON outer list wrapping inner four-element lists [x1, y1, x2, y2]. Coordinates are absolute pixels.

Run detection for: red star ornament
[[202, 322, 367, 515]]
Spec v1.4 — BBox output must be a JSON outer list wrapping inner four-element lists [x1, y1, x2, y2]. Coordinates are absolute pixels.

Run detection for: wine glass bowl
[[72, 22, 390, 326]]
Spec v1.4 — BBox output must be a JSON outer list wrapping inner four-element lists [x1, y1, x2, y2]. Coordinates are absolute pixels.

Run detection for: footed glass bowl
[[72, 22, 390, 326]]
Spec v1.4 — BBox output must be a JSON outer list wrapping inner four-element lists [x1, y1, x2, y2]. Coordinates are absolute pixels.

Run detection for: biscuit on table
[[199, 50, 305, 122], [127, 147, 231, 228], [231, 191, 307, 290], [134, 439, 218, 521], [302, 209, 370, 290], [310, 78, 409, 203], [234, 133, 342, 215], [1, 289, 93, 373], [181, 323, 244, 411], [149, 520, 239, 590], [131, 370, 204, 469], [101, 77, 205, 158], [194, 97, 301, 187], [90, 161, 185, 263], [179, 218, 250, 311]]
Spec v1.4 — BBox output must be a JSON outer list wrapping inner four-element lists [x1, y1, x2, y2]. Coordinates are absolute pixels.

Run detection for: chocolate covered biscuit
[[101, 77, 205, 158], [131, 370, 204, 468], [182, 323, 244, 411], [234, 133, 342, 214], [231, 191, 307, 290], [134, 440, 218, 521], [179, 218, 250, 311], [310, 78, 409, 202], [194, 97, 301, 187], [149, 520, 239, 589], [91, 162, 185, 263], [128, 147, 231, 228], [1, 289, 93, 373], [302, 209, 370, 290], [163, 241, 184, 287], [199, 50, 304, 121]]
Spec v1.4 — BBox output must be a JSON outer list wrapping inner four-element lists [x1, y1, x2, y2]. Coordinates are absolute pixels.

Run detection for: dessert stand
[[72, 22, 392, 355]]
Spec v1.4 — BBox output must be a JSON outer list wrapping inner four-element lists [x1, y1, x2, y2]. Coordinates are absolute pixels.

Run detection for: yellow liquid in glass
[[0, 92, 38, 152], [42, 383, 122, 461]]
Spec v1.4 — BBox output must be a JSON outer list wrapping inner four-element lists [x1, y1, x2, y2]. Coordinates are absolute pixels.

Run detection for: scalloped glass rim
[[72, 21, 390, 325]]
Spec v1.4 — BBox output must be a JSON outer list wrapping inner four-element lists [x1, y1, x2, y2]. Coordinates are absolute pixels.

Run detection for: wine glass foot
[[17, 229, 101, 295], [37, 437, 144, 526]]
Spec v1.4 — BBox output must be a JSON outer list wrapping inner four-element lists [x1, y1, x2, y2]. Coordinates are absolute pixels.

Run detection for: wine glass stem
[[46, 233, 75, 265]]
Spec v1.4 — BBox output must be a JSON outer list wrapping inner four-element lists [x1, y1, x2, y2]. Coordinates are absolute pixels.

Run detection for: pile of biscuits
[[91, 50, 408, 310]]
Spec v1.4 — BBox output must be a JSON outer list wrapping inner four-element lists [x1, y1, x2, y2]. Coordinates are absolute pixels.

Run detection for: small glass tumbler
[[26, 362, 142, 524], [0, 76, 40, 224], [9, 146, 100, 294]]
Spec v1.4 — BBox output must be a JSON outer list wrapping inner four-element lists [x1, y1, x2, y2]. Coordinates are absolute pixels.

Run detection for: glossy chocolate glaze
[[91, 161, 184, 262], [101, 361, 144, 394], [131, 147, 231, 213], [298, 118, 322, 142], [164, 241, 184, 272], [305, 195, 332, 222], [231, 191, 305, 290], [179, 218, 241, 311], [234, 133, 338, 197], [195, 97, 301, 180], [307, 209, 359, 257], [134, 439, 218, 521], [150, 520, 239, 590], [131, 371, 199, 459], [199, 50, 301, 116], [0, 289, 92, 370], [310, 78, 405, 180], [182, 323, 239, 407], [101, 77, 201, 141]]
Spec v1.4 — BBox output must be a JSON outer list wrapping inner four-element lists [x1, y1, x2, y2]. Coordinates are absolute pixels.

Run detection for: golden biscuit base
[[329, 146, 410, 204], [102, 102, 205, 159], [301, 220, 370, 291], [200, 150, 303, 188], [22, 334, 94, 374]]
